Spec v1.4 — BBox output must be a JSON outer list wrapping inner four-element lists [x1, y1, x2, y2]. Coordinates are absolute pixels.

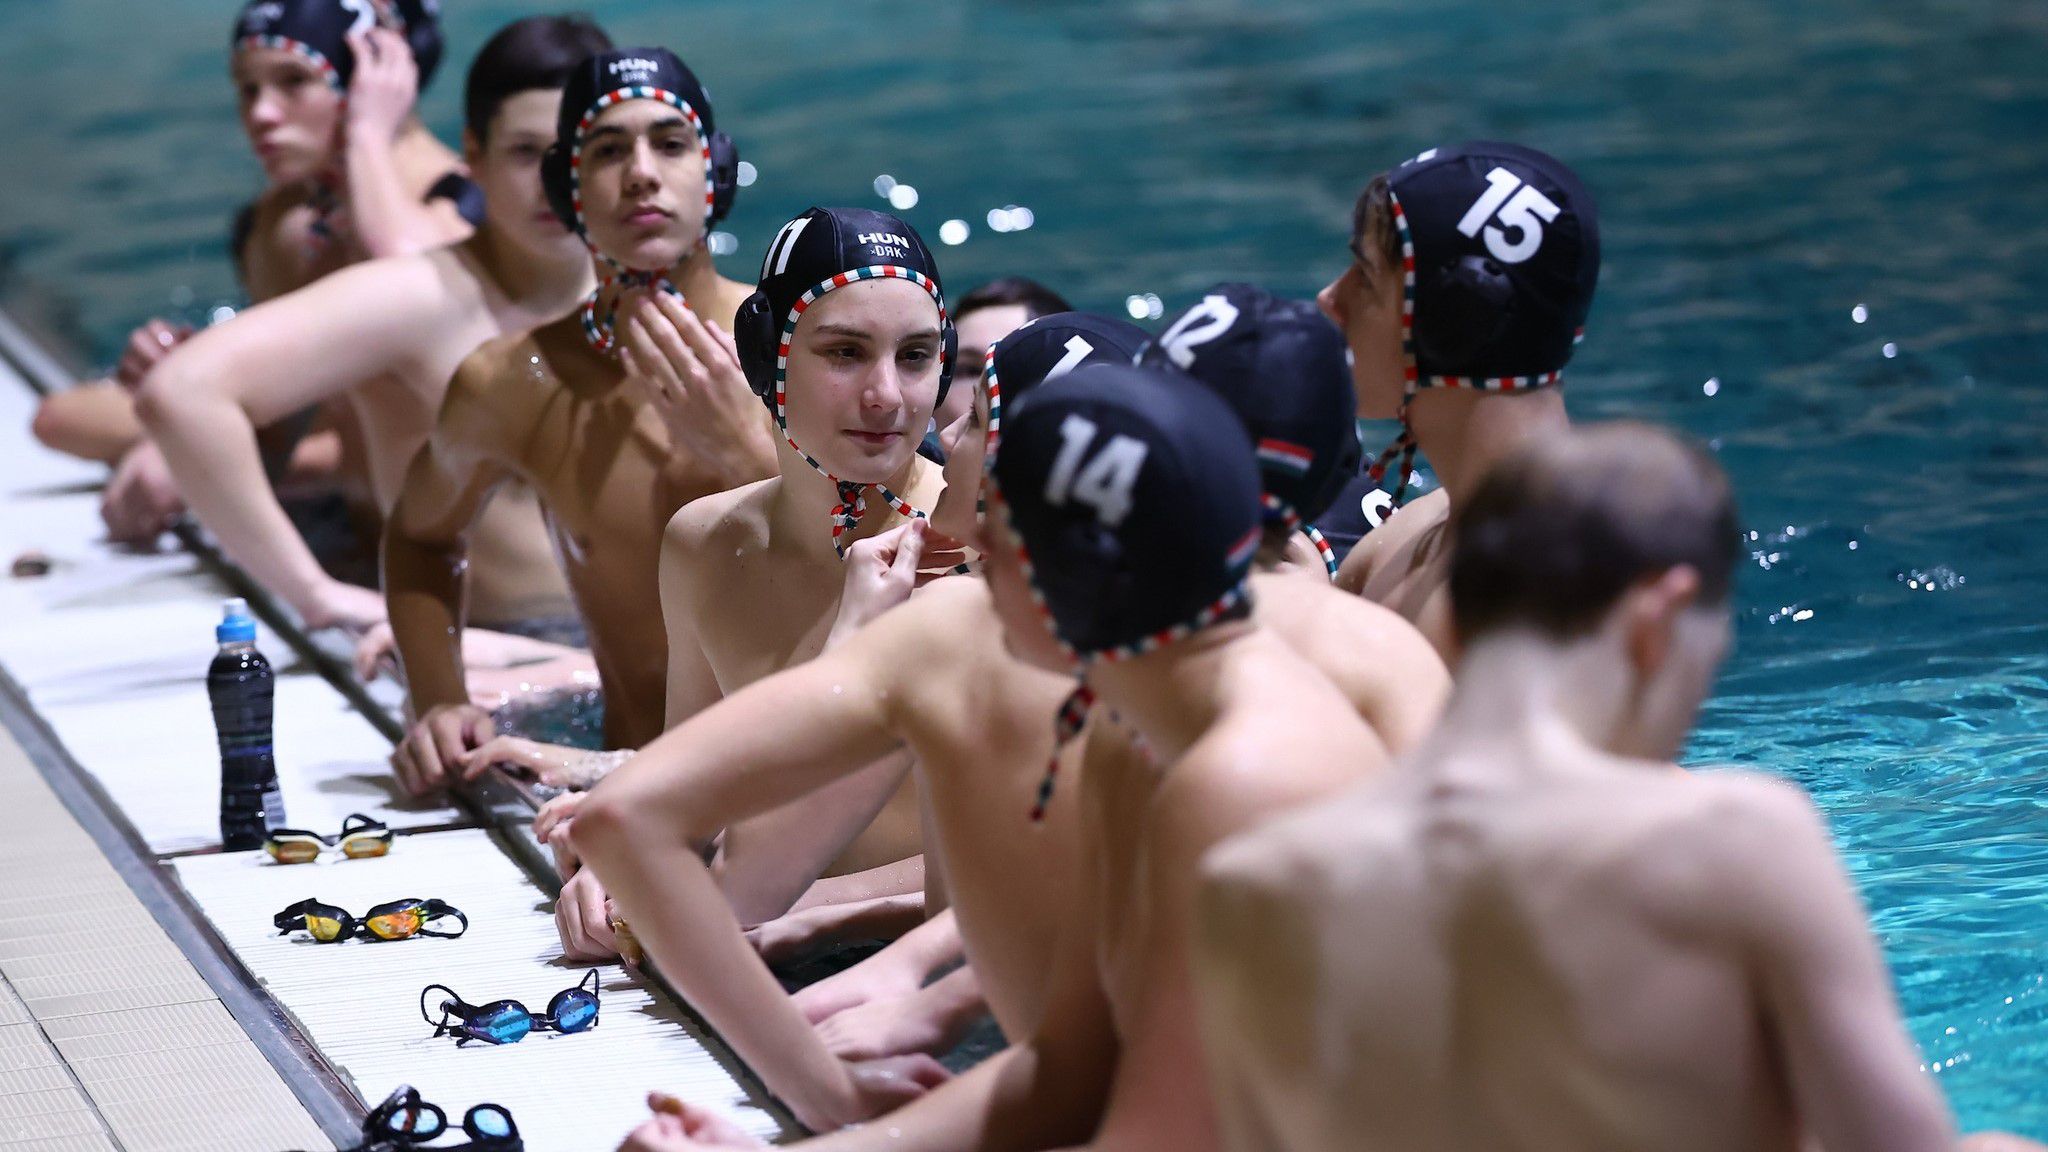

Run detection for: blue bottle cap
[[217, 598, 257, 645]]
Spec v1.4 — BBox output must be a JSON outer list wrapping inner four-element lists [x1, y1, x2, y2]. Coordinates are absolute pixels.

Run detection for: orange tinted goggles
[[263, 813, 393, 864], [271, 898, 467, 944]]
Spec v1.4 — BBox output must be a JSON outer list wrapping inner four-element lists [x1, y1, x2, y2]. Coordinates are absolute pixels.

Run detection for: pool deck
[[0, 318, 794, 1150]]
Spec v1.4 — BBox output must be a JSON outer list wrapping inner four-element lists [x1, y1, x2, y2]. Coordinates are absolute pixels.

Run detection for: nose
[[623, 137, 661, 195], [246, 85, 285, 131], [860, 358, 908, 413], [1316, 274, 1345, 327]]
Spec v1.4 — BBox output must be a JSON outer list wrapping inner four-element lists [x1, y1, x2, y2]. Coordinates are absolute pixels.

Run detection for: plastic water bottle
[[209, 598, 284, 850]]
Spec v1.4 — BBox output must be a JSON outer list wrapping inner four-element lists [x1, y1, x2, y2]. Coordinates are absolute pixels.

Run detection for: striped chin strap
[[1263, 494, 1337, 580], [775, 266, 950, 557], [1367, 189, 1571, 511], [565, 86, 714, 355], [986, 482, 1258, 822]]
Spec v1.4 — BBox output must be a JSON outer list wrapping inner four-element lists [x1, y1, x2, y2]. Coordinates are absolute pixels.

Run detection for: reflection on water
[[2, 0, 2043, 1132]]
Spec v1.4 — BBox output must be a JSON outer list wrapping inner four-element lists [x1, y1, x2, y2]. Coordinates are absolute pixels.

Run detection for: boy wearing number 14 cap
[[1320, 142, 1601, 660]]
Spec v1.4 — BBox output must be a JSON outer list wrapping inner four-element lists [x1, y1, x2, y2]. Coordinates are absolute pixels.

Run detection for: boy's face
[[234, 48, 345, 185], [943, 304, 1032, 442], [976, 510, 1072, 672], [927, 374, 989, 542], [576, 99, 710, 270], [1318, 231, 1408, 420], [469, 89, 581, 257], [781, 278, 944, 483]]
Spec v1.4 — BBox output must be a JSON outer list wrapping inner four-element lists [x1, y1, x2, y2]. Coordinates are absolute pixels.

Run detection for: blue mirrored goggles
[[301, 1084, 520, 1151], [420, 969, 601, 1046]]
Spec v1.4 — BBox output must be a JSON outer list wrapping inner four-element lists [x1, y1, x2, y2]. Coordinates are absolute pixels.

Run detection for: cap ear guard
[[733, 291, 780, 401], [1412, 254, 1519, 375], [707, 131, 740, 224], [936, 321, 958, 408], [539, 144, 579, 233]]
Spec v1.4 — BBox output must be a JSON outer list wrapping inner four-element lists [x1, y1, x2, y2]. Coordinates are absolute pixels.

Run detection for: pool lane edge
[[0, 660, 366, 1146]]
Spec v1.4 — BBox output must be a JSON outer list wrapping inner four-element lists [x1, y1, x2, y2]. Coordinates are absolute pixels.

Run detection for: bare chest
[[695, 557, 843, 697]]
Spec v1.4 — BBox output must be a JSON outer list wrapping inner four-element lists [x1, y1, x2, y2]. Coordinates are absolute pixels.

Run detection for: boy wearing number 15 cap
[[1319, 141, 1602, 660]]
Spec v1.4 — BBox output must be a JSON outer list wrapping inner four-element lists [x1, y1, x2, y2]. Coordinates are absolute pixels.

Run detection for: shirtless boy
[[609, 362, 1383, 1152], [1194, 423, 2045, 1152], [1322, 142, 1600, 657], [383, 46, 773, 787], [43, 0, 471, 538], [552, 315, 1148, 1125], [134, 15, 618, 636]]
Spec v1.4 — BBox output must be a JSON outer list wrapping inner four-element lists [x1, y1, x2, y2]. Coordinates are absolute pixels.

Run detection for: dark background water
[[2, 0, 2043, 1133]]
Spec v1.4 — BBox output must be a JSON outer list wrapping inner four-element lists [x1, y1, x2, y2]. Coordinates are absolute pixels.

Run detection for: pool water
[[3, 0, 2042, 1133]]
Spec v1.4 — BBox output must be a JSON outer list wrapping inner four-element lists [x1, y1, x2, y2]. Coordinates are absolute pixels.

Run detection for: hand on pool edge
[[618, 1092, 763, 1151]]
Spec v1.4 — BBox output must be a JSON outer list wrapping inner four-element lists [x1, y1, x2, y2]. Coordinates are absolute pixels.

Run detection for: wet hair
[[463, 14, 613, 144], [957, 277, 1071, 323], [1348, 173, 1401, 288], [1451, 422, 1740, 643]]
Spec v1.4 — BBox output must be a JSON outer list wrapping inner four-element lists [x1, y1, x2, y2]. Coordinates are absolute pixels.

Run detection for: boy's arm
[[1730, 778, 1956, 1152], [342, 28, 471, 258], [134, 255, 447, 628], [569, 642, 941, 1130], [384, 354, 521, 794]]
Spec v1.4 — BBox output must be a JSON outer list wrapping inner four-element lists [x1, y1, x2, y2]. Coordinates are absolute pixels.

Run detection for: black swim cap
[[1389, 141, 1599, 384], [539, 47, 739, 245], [736, 207, 955, 409], [990, 363, 1262, 659], [732, 207, 955, 557], [1366, 142, 1600, 509], [232, 0, 442, 91], [1137, 283, 1360, 577], [983, 312, 1149, 462]]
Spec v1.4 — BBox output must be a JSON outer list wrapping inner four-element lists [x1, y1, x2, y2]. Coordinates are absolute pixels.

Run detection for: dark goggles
[[335, 1084, 520, 1151], [421, 969, 601, 1046], [264, 813, 394, 864], [272, 897, 468, 943]]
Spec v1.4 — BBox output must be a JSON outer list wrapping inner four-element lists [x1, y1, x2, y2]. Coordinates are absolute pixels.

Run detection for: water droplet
[[1702, 377, 1720, 397], [1851, 304, 1868, 324], [1882, 342, 1898, 358], [736, 161, 758, 188], [987, 208, 1013, 233], [938, 219, 970, 246], [832, 684, 844, 695], [1125, 294, 1151, 320], [1008, 205, 1035, 231], [1847, 540, 1859, 550], [887, 184, 920, 210]]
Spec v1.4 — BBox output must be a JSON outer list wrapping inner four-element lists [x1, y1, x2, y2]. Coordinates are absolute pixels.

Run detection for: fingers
[[533, 792, 587, 841], [553, 873, 619, 961], [460, 734, 547, 782], [888, 1053, 952, 1090], [636, 297, 709, 396], [353, 622, 397, 682], [887, 519, 927, 580]]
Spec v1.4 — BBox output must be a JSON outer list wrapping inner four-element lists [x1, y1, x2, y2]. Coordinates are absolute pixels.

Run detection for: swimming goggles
[[272, 898, 468, 943], [315, 1085, 521, 1151], [420, 969, 602, 1046], [264, 813, 394, 864]]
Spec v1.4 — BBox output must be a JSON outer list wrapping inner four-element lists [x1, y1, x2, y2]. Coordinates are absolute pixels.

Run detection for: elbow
[[131, 364, 188, 432], [28, 401, 71, 453]]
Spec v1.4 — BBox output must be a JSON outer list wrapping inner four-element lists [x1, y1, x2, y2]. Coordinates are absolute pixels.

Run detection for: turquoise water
[[3, 0, 2043, 1132]]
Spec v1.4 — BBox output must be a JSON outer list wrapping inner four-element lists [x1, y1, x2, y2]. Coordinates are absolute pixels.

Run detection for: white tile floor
[[1, 357, 793, 1149]]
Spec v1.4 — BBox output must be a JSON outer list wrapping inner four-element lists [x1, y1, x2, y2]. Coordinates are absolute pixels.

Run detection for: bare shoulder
[[1201, 777, 1399, 901], [1601, 769, 1836, 930], [1163, 683, 1373, 862], [441, 333, 542, 432], [1268, 574, 1442, 670], [664, 477, 776, 555], [703, 274, 755, 329]]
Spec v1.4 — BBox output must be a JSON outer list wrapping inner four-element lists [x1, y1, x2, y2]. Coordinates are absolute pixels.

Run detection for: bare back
[[1083, 632, 1382, 1152], [1197, 763, 1813, 1152], [1335, 487, 1456, 660]]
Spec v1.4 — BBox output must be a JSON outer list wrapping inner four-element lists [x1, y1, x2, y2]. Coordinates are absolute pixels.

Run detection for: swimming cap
[[539, 47, 739, 353], [232, 0, 443, 92], [990, 362, 1263, 818], [1137, 283, 1360, 578], [1368, 141, 1600, 507], [982, 312, 1149, 462], [733, 207, 955, 557]]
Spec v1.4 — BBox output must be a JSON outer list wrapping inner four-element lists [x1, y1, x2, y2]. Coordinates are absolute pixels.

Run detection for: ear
[[460, 126, 482, 168], [1623, 565, 1702, 679]]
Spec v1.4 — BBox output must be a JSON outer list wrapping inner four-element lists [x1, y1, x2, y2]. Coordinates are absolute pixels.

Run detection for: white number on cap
[[1044, 414, 1148, 528], [340, 0, 378, 36], [1154, 293, 1242, 369], [1455, 166, 1560, 265], [763, 215, 813, 278], [1045, 336, 1096, 382], [1360, 487, 1395, 531]]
